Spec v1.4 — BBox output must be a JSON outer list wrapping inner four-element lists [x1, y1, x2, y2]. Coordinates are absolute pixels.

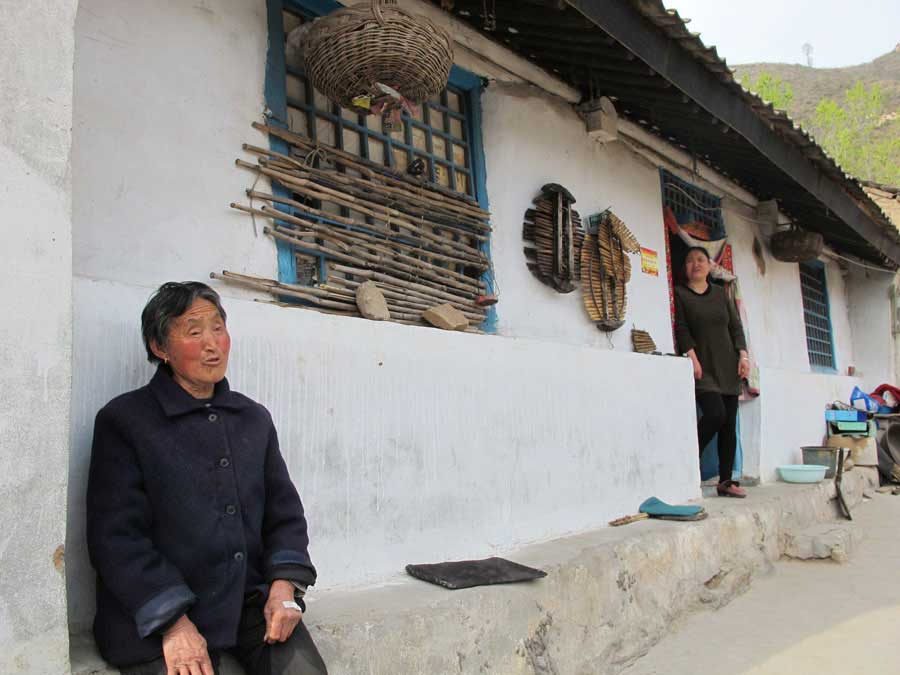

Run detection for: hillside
[[734, 46, 900, 125], [733, 46, 900, 184]]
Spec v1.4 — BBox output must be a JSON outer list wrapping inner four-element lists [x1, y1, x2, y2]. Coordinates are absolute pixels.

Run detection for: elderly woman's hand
[[264, 579, 303, 644], [162, 615, 214, 675]]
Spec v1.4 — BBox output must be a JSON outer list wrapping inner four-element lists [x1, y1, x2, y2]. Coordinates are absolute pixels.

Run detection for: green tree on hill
[[741, 71, 794, 110], [810, 82, 900, 185]]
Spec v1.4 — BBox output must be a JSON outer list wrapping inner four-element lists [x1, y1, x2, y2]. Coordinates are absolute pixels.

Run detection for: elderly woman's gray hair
[[141, 281, 227, 363]]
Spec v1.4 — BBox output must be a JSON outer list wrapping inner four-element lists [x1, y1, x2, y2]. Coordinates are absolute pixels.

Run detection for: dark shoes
[[717, 480, 747, 498]]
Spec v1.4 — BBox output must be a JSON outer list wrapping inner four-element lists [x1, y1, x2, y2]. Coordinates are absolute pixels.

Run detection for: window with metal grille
[[660, 169, 725, 237], [799, 262, 836, 371], [260, 0, 495, 330]]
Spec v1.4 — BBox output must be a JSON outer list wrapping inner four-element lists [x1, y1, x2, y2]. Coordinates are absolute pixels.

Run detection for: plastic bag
[[850, 386, 879, 413]]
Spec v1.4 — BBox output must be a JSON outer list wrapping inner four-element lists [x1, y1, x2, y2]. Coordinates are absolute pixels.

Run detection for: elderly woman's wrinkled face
[[684, 249, 711, 283], [153, 298, 231, 397]]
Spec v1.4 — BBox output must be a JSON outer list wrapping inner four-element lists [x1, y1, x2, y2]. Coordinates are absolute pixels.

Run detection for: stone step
[[71, 468, 877, 675], [784, 522, 855, 563]]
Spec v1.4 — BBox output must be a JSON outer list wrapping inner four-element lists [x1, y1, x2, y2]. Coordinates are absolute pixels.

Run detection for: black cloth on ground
[[406, 557, 547, 590]]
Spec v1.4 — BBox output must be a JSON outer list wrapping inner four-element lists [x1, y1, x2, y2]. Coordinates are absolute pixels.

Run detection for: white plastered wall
[[67, 0, 899, 646], [0, 2, 77, 673], [846, 266, 896, 390], [67, 0, 700, 635], [482, 82, 676, 353]]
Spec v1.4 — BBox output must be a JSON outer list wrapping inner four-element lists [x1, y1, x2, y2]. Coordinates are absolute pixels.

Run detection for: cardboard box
[[826, 434, 878, 466]]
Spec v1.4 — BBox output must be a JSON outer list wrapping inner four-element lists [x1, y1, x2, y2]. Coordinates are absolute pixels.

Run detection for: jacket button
[[219, 457, 230, 468], [208, 413, 218, 422], [234, 552, 244, 562], [225, 505, 236, 515]]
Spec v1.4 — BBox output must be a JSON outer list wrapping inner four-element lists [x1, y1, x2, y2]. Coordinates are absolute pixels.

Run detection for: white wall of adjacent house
[[0, 2, 77, 673], [67, 0, 895, 643], [847, 267, 896, 391]]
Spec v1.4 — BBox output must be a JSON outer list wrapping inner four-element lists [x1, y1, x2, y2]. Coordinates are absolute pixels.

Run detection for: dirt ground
[[624, 490, 900, 675]]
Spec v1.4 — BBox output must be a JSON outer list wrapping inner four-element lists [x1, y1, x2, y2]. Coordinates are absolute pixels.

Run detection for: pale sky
[[663, 0, 900, 68]]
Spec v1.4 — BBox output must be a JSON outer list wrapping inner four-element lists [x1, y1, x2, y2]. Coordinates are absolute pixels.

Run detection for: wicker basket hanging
[[303, 0, 454, 113], [770, 226, 824, 263]]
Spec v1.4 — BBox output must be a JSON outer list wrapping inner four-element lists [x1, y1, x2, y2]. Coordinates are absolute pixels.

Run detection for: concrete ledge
[[71, 468, 877, 675]]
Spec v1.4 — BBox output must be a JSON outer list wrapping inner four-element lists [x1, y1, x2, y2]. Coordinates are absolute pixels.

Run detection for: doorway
[[660, 169, 743, 481]]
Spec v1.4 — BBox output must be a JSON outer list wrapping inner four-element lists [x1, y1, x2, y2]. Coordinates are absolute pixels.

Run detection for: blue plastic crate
[[825, 409, 866, 422]]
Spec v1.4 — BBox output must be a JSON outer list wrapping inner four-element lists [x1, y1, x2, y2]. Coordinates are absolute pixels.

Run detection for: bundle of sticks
[[522, 183, 584, 293], [223, 122, 493, 325], [210, 270, 483, 330], [581, 210, 640, 332]]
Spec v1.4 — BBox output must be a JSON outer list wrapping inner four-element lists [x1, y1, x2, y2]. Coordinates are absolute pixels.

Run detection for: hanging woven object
[[770, 225, 824, 262], [581, 211, 640, 331], [631, 328, 657, 353], [303, 0, 453, 119], [522, 184, 584, 293]]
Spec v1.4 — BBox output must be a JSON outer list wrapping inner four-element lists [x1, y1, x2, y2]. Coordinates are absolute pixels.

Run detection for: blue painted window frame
[[264, 0, 496, 331], [799, 260, 837, 373]]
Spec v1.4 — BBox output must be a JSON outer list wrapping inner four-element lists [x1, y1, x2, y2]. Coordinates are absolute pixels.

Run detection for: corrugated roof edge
[[632, 0, 900, 264]]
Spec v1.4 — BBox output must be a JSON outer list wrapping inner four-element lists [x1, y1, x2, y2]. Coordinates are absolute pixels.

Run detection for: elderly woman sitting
[[87, 282, 327, 675]]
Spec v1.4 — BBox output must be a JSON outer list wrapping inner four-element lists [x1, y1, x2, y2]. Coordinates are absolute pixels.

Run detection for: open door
[[660, 170, 743, 482]]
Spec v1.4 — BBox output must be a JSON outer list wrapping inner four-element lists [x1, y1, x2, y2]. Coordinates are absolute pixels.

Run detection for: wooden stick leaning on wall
[[258, 215, 485, 294], [211, 271, 424, 322], [232, 202, 487, 284], [237, 160, 488, 257], [329, 263, 478, 307], [251, 122, 490, 222], [323, 275, 484, 318], [321, 278, 485, 322], [255, 156, 490, 235], [265, 226, 484, 297], [244, 191, 487, 269], [243, 145, 490, 233], [255, 297, 359, 318], [214, 272, 485, 330], [267, 213, 483, 291], [247, 188, 486, 264], [243, 159, 490, 247]]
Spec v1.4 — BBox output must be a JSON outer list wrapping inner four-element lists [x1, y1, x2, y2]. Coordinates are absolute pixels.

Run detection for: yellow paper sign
[[641, 247, 659, 276]]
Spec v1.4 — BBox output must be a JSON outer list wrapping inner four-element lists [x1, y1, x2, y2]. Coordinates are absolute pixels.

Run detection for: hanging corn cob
[[581, 210, 640, 332], [522, 183, 584, 293]]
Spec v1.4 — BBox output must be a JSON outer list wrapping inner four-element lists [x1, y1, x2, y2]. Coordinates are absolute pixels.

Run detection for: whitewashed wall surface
[[67, 0, 895, 644], [1, 2, 78, 673]]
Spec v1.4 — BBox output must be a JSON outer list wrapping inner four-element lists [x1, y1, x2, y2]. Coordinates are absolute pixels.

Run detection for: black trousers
[[121, 596, 327, 675], [696, 391, 739, 483]]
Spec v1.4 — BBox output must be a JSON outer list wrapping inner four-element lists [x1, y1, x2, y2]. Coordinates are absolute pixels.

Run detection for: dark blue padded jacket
[[87, 366, 315, 667]]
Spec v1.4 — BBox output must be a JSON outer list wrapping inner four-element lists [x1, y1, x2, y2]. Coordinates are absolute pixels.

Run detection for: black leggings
[[696, 391, 738, 483]]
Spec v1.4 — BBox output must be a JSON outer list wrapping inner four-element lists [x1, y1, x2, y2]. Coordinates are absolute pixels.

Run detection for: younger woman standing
[[674, 247, 750, 498]]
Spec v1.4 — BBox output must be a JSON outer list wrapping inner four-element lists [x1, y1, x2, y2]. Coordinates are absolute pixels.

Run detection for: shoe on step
[[717, 480, 747, 498]]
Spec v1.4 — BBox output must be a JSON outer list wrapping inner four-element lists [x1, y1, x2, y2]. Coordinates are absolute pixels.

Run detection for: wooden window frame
[[264, 0, 497, 331]]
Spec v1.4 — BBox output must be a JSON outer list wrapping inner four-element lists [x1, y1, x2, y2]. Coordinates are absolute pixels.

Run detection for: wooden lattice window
[[256, 0, 494, 329]]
